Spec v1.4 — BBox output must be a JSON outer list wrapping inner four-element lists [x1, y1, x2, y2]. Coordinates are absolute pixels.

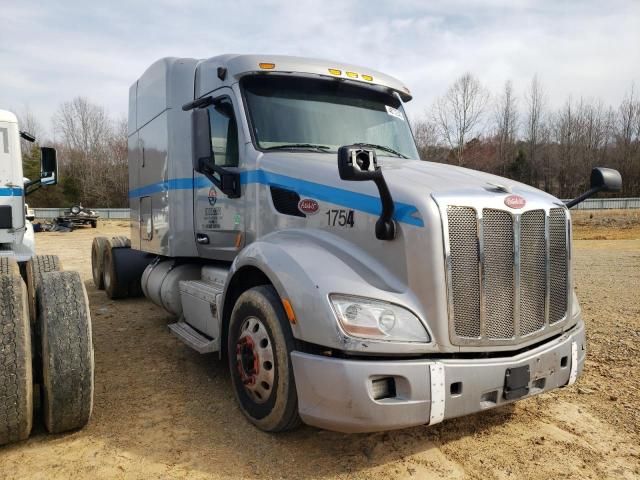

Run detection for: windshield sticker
[[385, 105, 405, 121]]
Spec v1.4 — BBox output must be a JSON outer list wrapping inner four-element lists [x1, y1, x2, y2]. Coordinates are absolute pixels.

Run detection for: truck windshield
[[241, 75, 419, 159]]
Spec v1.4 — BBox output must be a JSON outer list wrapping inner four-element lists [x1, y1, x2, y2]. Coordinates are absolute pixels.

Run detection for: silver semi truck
[[1, 109, 94, 446], [92, 55, 621, 433]]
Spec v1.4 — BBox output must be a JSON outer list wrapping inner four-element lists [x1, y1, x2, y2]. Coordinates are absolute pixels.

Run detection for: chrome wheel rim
[[235, 316, 275, 404]]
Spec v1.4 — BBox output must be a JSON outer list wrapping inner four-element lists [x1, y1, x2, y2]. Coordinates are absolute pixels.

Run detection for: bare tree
[[433, 73, 488, 166], [53, 97, 117, 205], [616, 84, 640, 193], [524, 75, 546, 188], [412, 116, 439, 159], [494, 80, 518, 175], [16, 107, 44, 154]]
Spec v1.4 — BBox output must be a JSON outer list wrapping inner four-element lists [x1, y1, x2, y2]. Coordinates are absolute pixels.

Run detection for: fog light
[[371, 377, 396, 400]]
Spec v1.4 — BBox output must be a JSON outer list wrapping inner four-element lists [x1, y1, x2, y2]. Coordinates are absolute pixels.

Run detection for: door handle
[[196, 233, 210, 245]]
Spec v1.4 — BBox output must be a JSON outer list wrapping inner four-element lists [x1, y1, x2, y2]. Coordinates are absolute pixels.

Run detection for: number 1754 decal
[[325, 209, 354, 228]]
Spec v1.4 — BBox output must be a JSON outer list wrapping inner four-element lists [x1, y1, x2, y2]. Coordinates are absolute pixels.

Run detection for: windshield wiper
[[353, 143, 408, 159], [262, 143, 332, 152]]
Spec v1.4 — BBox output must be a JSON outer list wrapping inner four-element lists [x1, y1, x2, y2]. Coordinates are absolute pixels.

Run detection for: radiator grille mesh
[[519, 210, 547, 335], [549, 208, 568, 324], [445, 204, 569, 345], [483, 209, 515, 338], [447, 207, 481, 338]]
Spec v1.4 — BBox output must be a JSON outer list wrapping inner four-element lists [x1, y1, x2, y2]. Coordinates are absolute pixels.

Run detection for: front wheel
[[227, 286, 301, 432]]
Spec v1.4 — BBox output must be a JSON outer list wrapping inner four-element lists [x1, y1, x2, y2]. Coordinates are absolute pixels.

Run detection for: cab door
[[193, 92, 245, 261]]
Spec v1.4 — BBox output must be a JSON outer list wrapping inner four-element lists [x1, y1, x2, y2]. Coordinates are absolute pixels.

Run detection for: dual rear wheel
[[0, 256, 94, 446]]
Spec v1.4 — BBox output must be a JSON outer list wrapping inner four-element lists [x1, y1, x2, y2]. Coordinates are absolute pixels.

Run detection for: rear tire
[[103, 240, 128, 299], [0, 272, 33, 445], [91, 237, 109, 290], [38, 271, 94, 434], [30, 255, 61, 290], [0, 257, 19, 276], [227, 285, 301, 432], [27, 255, 62, 324]]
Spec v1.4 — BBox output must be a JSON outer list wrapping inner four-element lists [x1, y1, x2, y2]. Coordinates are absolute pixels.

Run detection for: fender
[[223, 228, 436, 355]]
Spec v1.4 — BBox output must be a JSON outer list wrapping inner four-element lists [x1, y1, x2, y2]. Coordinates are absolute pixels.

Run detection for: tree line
[[19, 97, 128, 208], [413, 74, 640, 198], [20, 78, 640, 209]]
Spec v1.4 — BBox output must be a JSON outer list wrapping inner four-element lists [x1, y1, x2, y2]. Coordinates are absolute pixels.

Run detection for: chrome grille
[[519, 210, 546, 335], [447, 207, 481, 338], [445, 204, 569, 346], [549, 208, 568, 323], [483, 209, 515, 338]]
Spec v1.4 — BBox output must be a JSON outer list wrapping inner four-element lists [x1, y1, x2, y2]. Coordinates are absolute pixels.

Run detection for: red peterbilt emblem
[[298, 198, 319, 215], [504, 194, 526, 209]]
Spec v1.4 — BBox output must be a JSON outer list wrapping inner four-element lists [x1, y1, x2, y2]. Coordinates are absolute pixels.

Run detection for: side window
[[208, 98, 239, 167]]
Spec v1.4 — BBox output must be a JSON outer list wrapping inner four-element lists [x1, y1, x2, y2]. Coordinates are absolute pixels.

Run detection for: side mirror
[[338, 146, 381, 181], [566, 167, 622, 208], [337, 145, 395, 240], [40, 147, 58, 186], [590, 167, 621, 192]]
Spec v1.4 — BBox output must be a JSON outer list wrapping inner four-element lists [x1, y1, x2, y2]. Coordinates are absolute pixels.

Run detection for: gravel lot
[[0, 216, 639, 479]]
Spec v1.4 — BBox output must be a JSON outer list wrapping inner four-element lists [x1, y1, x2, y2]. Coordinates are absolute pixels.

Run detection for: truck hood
[[258, 153, 562, 210]]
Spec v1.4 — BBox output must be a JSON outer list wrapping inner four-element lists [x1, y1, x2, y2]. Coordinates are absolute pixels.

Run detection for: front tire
[[227, 286, 301, 432]]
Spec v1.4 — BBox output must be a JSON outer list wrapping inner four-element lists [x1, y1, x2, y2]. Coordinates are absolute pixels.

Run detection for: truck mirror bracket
[[337, 146, 396, 240], [565, 167, 622, 209]]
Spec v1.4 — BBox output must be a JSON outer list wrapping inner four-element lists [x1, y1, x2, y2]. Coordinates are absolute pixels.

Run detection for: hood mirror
[[338, 145, 396, 240], [566, 167, 622, 208]]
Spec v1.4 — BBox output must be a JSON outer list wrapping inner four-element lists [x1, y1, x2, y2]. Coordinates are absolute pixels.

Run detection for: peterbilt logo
[[298, 198, 319, 215], [504, 194, 526, 209]]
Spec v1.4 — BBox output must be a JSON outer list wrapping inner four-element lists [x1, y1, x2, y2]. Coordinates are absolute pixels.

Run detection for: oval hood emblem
[[504, 194, 526, 209], [298, 198, 319, 215]]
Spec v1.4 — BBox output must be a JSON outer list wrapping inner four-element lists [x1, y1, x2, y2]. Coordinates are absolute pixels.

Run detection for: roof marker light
[[346, 71, 358, 78], [328, 68, 342, 75], [259, 63, 275, 69], [362, 74, 373, 81]]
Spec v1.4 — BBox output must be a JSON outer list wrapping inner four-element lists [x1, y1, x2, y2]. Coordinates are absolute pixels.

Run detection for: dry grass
[[571, 209, 640, 240]]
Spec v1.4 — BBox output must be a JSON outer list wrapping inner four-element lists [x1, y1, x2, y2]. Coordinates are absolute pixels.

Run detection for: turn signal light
[[282, 298, 296, 324], [259, 63, 275, 69]]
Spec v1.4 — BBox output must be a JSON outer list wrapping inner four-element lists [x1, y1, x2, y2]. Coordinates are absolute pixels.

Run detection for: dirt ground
[[1, 213, 639, 479]]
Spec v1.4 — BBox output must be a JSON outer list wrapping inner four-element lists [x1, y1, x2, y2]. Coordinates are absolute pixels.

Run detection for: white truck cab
[[93, 55, 621, 433], [1, 109, 94, 447]]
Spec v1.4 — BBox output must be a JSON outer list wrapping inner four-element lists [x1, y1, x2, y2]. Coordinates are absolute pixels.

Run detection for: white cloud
[[1, 0, 638, 136]]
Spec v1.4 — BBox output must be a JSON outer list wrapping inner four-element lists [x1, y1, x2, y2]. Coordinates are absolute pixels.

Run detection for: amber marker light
[[362, 74, 373, 81], [282, 299, 297, 324], [259, 62, 276, 69], [328, 68, 342, 75], [345, 71, 358, 78]]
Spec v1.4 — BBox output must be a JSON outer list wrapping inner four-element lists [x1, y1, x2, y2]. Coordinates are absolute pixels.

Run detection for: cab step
[[168, 321, 218, 353]]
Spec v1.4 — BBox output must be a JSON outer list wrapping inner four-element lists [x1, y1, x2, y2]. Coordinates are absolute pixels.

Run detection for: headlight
[[329, 294, 430, 343]]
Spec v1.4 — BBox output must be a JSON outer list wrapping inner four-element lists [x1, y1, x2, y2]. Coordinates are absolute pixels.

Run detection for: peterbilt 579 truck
[[92, 55, 621, 433], [1, 110, 93, 446]]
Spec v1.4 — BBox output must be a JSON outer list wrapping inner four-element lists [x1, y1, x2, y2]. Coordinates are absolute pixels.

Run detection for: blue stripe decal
[[128, 170, 423, 227], [0, 187, 23, 197]]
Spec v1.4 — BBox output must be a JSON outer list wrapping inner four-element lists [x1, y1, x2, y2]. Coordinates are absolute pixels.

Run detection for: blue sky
[[1, 0, 639, 136]]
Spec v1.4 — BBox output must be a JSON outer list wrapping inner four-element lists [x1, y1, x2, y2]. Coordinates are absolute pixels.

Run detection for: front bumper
[[291, 320, 586, 433]]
